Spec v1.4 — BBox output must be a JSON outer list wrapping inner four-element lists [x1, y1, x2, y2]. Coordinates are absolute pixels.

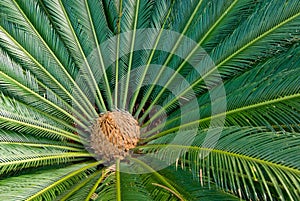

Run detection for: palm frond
[[0, 129, 83, 149], [38, 0, 101, 116], [94, 171, 118, 201], [59, 0, 111, 112], [128, 158, 187, 200], [139, 127, 300, 200], [138, 0, 260, 118], [134, 0, 205, 120], [0, 0, 73, 99], [0, 93, 82, 142], [146, 41, 300, 138], [130, 0, 174, 114], [0, 0, 299, 200], [121, 0, 157, 109], [0, 143, 92, 175], [95, 161, 179, 201], [0, 27, 92, 127], [86, 0, 114, 108], [0, 162, 100, 201], [159, 165, 242, 201], [148, 0, 300, 123], [57, 169, 104, 201]]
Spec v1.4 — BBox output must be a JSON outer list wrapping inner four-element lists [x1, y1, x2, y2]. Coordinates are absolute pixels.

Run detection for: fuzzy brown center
[[90, 111, 140, 161]]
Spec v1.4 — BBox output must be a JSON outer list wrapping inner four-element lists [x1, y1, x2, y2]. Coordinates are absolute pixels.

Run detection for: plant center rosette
[[90, 110, 140, 161]]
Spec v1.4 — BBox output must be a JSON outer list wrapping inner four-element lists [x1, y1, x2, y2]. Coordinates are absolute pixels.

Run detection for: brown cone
[[90, 110, 140, 161]]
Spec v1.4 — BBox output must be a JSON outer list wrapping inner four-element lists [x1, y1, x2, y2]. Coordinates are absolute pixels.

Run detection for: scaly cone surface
[[90, 110, 140, 161]]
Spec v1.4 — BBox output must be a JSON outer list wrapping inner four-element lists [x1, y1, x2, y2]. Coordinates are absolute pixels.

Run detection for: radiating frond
[[0, 128, 83, 150], [0, 162, 99, 201], [139, 127, 300, 200], [148, 0, 300, 123], [57, 169, 104, 201], [146, 41, 300, 138], [0, 0, 299, 200], [0, 141, 92, 175]]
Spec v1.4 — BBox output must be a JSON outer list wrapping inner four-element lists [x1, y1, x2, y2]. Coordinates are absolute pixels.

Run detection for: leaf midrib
[[84, 0, 113, 108], [0, 115, 81, 142], [122, 0, 140, 109], [0, 152, 93, 166], [139, 0, 239, 122], [9, 0, 96, 120], [58, 0, 107, 112], [25, 161, 101, 201], [0, 28, 88, 129], [0, 142, 83, 151], [150, 8, 300, 123], [144, 92, 300, 139], [130, 0, 175, 114], [136, 0, 204, 121], [139, 144, 300, 174]]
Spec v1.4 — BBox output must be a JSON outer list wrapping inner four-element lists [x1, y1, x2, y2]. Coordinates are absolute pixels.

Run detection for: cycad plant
[[0, 0, 299, 200]]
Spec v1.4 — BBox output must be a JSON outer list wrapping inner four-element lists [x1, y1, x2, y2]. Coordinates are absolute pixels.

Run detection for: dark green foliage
[[0, 0, 299, 200]]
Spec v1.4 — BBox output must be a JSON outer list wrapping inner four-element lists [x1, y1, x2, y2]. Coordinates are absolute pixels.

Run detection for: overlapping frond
[[0, 129, 83, 149], [0, 162, 99, 201], [0, 0, 299, 200], [140, 127, 300, 200], [146, 40, 300, 138], [146, 0, 300, 124], [0, 0, 74, 100]]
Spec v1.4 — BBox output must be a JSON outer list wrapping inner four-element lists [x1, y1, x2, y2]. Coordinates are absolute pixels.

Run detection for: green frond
[[136, 0, 243, 116], [146, 42, 300, 137], [128, 158, 187, 201], [0, 0, 299, 200], [121, 0, 156, 109], [0, 93, 81, 142], [0, 0, 73, 100], [59, 0, 114, 110], [190, 0, 262, 52], [0, 129, 84, 150], [0, 30, 92, 128], [86, 0, 114, 108], [159, 165, 241, 201], [58, 169, 104, 201], [149, 0, 172, 29], [130, 1, 174, 114], [95, 172, 117, 201], [147, 0, 300, 122], [134, 0, 205, 120], [35, 0, 100, 117], [0, 49, 38, 93], [0, 143, 92, 175], [94, 167, 154, 201], [139, 127, 300, 200], [60, 0, 108, 112], [139, 0, 258, 117], [0, 162, 99, 201], [14, 0, 78, 78], [92, 159, 189, 201], [39, 0, 105, 114]]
